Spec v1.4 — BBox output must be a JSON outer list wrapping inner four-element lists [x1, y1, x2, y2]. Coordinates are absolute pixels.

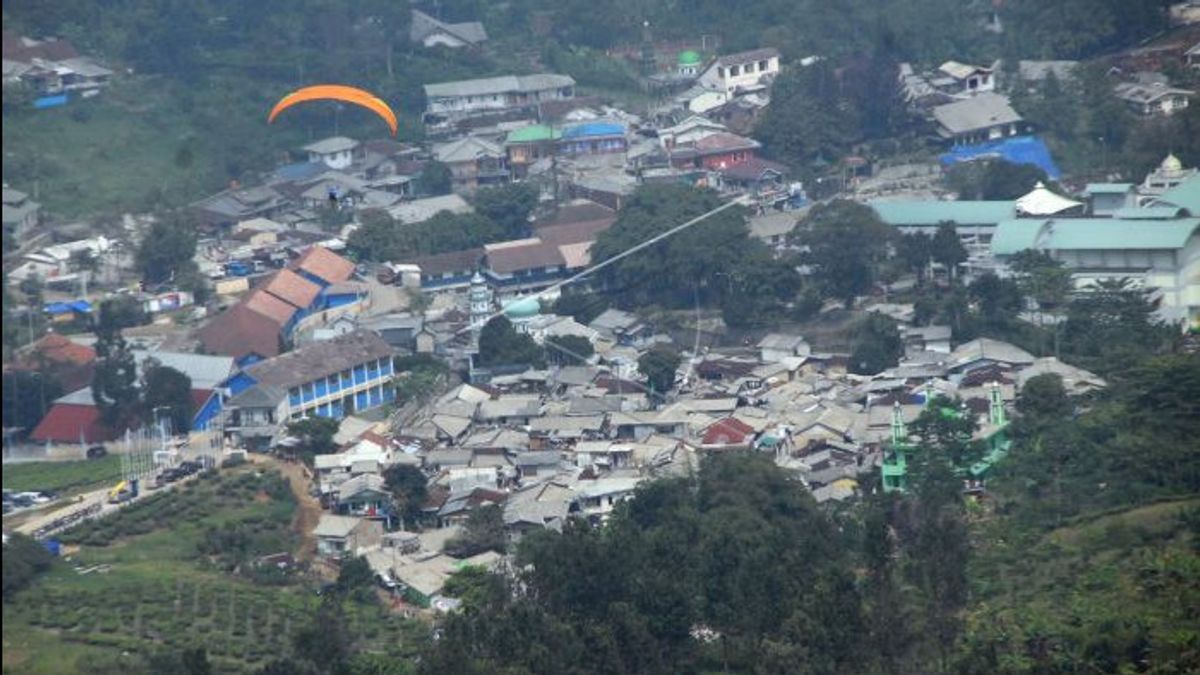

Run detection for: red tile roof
[[260, 268, 322, 310], [30, 404, 117, 444], [702, 417, 756, 446], [196, 302, 285, 359], [25, 333, 96, 366], [242, 288, 298, 325], [191, 389, 214, 412], [2, 30, 79, 63], [291, 246, 355, 284], [718, 156, 789, 182], [693, 132, 761, 154], [535, 218, 615, 246]]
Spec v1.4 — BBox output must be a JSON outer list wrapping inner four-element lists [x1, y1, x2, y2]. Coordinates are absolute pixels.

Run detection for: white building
[[409, 9, 488, 49], [303, 137, 359, 170], [697, 48, 781, 97], [423, 74, 575, 124]]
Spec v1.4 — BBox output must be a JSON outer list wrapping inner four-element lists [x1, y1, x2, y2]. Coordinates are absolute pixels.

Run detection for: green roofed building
[[991, 193, 1200, 328], [505, 124, 563, 178]]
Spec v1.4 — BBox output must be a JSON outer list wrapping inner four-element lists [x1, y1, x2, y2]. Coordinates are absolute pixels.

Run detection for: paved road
[[13, 472, 199, 538]]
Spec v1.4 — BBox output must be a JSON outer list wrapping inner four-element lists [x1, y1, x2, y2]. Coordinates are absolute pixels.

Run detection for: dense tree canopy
[[348, 209, 505, 263], [791, 200, 893, 308], [478, 316, 545, 368], [135, 214, 198, 284], [637, 344, 680, 397], [140, 359, 194, 435]]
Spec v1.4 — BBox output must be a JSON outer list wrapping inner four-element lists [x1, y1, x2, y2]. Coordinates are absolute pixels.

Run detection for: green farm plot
[[2, 456, 122, 494], [2, 468, 423, 674]]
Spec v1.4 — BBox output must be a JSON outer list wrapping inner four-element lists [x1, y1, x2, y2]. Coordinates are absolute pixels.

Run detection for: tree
[[135, 214, 198, 284], [755, 60, 859, 167], [92, 329, 140, 430], [147, 648, 212, 675], [552, 291, 608, 325], [791, 200, 892, 308], [336, 555, 376, 601], [850, 313, 902, 375], [908, 396, 980, 467], [638, 345, 681, 398], [383, 464, 428, 528], [719, 251, 803, 328], [441, 565, 505, 611], [141, 359, 194, 435], [1010, 249, 1072, 353], [896, 232, 932, 286], [415, 161, 453, 196], [445, 504, 507, 558], [930, 222, 966, 281], [544, 335, 594, 366], [590, 184, 753, 310], [1061, 277, 1175, 372], [292, 595, 355, 675], [2, 532, 53, 598], [472, 183, 539, 239], [968, 273, 1023, 329], [477, 316, 544, 368], [97, 296, 147, 334], [2, 370, 63, 435], [285, 416, 339, 466], [1017, 373, 1071, 422]]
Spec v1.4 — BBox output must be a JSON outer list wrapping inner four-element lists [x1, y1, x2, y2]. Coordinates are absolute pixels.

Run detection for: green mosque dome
[[503, 296, 541, 319], [677, 50, 702, 66]]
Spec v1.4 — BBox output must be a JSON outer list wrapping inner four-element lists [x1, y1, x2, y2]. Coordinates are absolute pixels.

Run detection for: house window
[[744, 62, 755, 73], [717, 66, 725, 78], [729, 65, 740, 77], [302, 383, 315, 402], [759, 60, 769, 71]]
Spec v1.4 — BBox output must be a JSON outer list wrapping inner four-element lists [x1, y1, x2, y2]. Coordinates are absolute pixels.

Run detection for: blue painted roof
[[43, 300, 92, 315], [561, 122, 625, 140], [940, 135, 1061, 180]]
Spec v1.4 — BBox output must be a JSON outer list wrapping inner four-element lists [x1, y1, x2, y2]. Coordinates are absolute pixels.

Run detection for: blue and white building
[[222, 330, 396, 450]]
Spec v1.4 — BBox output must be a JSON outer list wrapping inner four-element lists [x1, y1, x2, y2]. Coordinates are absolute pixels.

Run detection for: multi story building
[[697, 48, 781, 97], [222, 330, 396, 450], [422, 74, 575, 127]]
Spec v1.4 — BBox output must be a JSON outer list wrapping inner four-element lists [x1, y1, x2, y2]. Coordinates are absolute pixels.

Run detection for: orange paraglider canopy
[[268, 84, 398, 136]]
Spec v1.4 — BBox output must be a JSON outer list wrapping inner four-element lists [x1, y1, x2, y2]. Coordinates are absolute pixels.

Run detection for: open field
[[2, 456, 122, 494]]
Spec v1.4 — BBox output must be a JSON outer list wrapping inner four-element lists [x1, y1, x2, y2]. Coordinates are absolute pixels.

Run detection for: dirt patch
[[258, 456, 323, 564], [253, 490, 271, 503]]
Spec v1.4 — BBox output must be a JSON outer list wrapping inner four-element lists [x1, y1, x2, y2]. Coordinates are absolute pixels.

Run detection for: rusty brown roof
[[260, 268, 321, 309], [242, 287, 298, 325], [196, 303, 285, 359], [485, 239, 566, 275], [291, 245, 355, 284]]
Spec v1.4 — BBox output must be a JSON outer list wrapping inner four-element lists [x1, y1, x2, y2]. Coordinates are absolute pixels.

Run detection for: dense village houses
[[422, 74, 576, 129]]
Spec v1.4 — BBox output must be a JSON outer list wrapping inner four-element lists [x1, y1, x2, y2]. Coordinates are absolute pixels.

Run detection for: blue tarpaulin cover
[[940, 135, 1061, 180]]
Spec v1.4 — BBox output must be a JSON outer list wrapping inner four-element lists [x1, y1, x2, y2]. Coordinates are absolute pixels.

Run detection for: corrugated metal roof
[[1155, 174, 1200, 213], [932, 92, 1022, 134], [990, 219, 1049, 255], [424, 74, 574, 99], [992, 217, 1200, 255], [871, 200, 1015, 226]]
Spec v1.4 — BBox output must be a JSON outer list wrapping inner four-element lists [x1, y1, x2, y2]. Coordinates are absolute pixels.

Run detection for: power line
[[458, 194, 749, 338]]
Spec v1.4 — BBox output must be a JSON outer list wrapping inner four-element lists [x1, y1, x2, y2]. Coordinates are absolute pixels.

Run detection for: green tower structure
[[880, 402, 911, 493]]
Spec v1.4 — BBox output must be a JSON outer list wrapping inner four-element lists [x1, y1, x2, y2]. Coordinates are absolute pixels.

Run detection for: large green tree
[[850, 313, 903, 375], [135, 213, 198, 284], [791, 200, 892, 308], [92, 328, 140, 430], [637, 345, 680, 398], [471, 183, 539, 240], [140, 358, 194, 435], [478, 316, 545, 368]]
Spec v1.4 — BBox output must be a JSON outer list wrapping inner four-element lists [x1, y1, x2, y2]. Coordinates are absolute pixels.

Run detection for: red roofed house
[[259, 268, 322, 310], [668, 132, 762, 171], [12, 332, 97, 391], [196, 295, 292, 361], [701, 417, 757, 450]]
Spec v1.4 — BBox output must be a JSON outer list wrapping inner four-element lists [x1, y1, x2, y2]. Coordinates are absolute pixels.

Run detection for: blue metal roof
[[940, 135, 1061, 180], [561, 122, 625, 140], [43, 300, 92, 315]]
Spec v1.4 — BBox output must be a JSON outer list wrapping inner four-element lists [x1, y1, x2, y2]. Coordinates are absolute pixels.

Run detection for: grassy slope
[[2, 456, 122, 494], [1, 77, 221, 220]]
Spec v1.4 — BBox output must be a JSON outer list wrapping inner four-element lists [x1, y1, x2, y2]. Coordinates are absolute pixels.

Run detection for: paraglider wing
[[268, 84, 398, 136]]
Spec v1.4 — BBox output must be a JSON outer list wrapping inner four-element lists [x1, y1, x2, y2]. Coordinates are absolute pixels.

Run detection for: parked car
[[87, 445, 108, 459]]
